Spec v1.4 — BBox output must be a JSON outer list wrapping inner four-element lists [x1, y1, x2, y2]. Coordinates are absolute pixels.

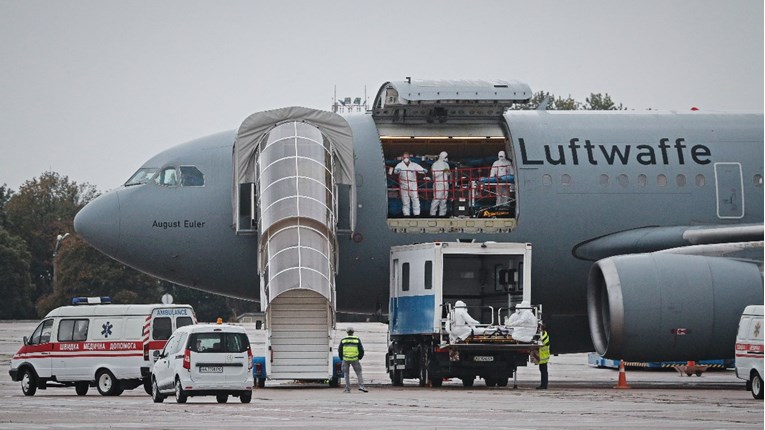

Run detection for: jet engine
[[587, 253, 762, 361]]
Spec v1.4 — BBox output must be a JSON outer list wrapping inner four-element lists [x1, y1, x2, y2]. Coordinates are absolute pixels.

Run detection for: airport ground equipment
[[234, 107, 355, 386], [386, 241, 541, 387], [587, 352, 733, 374]]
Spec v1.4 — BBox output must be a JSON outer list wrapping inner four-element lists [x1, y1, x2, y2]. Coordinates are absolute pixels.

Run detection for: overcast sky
[[1, 0, 763, 192]]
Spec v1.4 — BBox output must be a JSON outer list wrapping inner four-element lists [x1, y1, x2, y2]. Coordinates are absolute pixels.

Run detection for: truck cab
[[386, 241, 540, 387]]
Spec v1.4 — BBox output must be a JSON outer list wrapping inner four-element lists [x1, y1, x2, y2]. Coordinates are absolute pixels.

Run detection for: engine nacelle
[[587, 253, 762, 361]]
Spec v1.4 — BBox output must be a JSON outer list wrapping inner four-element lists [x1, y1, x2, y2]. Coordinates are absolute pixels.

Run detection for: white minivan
[[735, 305, 763, 399], [151, 322, 253, 404]]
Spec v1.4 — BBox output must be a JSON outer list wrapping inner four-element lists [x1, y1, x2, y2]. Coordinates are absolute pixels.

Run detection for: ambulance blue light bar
[[72, 296, 112, 305]]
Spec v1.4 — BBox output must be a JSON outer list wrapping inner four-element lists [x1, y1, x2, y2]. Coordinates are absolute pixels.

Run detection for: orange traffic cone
[[614, 360, 630, 389]]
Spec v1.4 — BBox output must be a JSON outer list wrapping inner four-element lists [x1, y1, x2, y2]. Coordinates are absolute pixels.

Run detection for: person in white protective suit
[[505, 300, 538, 342], [429, 151, 451, 217], [489, 150, 514, 208], [449, 300, 485, 343], [393, 152, 427, 216]]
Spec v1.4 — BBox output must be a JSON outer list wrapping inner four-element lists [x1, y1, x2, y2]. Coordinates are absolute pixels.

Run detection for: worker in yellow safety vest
[[339, 327, 367, 393], [536, 324, 550, 389]]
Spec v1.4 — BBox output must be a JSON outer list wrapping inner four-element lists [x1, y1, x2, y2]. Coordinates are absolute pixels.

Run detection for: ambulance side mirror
[[22, 336, 28, 345]]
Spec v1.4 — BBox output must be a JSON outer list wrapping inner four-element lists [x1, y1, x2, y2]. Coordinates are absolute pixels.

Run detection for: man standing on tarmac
[[339, 327, 367, 393], [536, 324, 550, 389]]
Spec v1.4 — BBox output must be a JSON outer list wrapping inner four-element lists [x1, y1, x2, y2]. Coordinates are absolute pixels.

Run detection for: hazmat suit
[[506, 300, 538, 342], [449, 300, 485, 342], [489, 150, 514, 208], [429, 151, 450, 217], [393, 154, 427, 216]]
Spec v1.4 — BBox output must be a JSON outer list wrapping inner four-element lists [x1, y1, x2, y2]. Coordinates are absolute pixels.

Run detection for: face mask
[[404, 157, 410, 163]]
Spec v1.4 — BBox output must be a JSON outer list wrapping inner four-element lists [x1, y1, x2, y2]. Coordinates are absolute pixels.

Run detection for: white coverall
[[429, 151, 450, 217], [450, 301, 485, 343], [506, 302, 538, 342], [489, 151, 514, 208], [393, 158, 427, 216]]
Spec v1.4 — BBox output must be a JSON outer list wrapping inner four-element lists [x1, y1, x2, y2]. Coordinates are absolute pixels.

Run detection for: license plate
[[474, 356, 494, 362], [199, 366, 223, 373]]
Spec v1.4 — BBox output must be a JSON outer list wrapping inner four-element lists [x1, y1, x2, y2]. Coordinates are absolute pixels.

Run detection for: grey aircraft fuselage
[[74, 109, 764, 354]]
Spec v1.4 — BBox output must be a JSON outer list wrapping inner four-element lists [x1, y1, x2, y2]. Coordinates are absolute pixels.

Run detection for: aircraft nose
[[74, 190, 121, 255]]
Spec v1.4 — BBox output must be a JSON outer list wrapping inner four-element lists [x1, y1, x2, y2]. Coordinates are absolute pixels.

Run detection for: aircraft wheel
[[21, 368, 37, 396], [75, 381, 89, 396], [752, 372, 763, 400]]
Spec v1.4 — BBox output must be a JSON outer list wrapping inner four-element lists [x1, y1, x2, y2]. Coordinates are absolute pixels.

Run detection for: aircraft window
[[599, 174, 609, 186], [561, 174, 572, 186], [180, 166, 205, 186], [125, 167, 158, 186], [754, 174, 763, 187], [696, 174, 706, 187], [657, 174, 667, 187], [617, 174, 629, 188], [676, 174, 686, 187], [155, 167, 179, 187], [638, 174, 647, 187], [542, 174, 552, 186]]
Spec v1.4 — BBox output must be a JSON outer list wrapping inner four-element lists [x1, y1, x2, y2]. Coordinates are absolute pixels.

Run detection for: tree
[[159, 282, 237, 323], [5, 172, 97, 303], [584, 93, 625, 110], [0, 227, 35, 318], [0, 184, 12, 229], [37, 235, 163, 316]]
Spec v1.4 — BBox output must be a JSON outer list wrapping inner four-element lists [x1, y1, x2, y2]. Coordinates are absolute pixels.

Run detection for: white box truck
[[385, 241, 541, 387]]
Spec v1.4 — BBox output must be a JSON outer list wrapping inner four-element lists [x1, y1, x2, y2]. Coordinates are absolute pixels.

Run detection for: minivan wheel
[[240, 391, 252, 404], [752, 372, 764, 400], [216, 394, 228, 403], [96, 370, 121, 396], [174, 378, 188, 404], [152, 378, 165, 403], [21, 369, 37, 396], [75, 381, 89, 396]]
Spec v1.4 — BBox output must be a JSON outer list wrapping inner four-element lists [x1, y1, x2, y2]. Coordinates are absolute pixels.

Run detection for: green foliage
[[584, 93, 625, 110], [5, 172, 98, 302], [0, 184, 12, 229], [0, 227, 35, 318], [510, 90, 625, 111], [37, 235, 162, 316]]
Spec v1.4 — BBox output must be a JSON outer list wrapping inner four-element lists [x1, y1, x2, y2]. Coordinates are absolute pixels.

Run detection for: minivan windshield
[[189, 332, 250, 353]]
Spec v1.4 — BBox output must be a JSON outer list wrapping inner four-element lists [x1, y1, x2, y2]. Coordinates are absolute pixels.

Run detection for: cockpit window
[[155, 167, 179, 186], [124, 168, 158, 186], [180, 166, 205, 186]]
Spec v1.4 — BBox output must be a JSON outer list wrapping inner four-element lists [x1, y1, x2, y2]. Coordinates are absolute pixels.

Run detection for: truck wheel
[[329, 377, 339, 388], [75, 381, 89, 396], [96, 370, 121, 396], [497, 377, 509, 387], [21, 368, 37, 396], [240, 391, 252, 404], [461, 377, 474, 387], [174, 377, 188, 403], [752, 372, 764, 400], [391, 369, 404, 386], [430, 376, 443, 388], [484, 377, 497, 387], [216, 394, 228, 403]]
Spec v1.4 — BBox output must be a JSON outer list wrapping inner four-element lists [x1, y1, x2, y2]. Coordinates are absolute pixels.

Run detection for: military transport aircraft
[[74, 79, 763, 361]]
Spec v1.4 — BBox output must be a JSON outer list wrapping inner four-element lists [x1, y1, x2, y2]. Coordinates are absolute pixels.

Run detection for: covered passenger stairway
[[233, 107, 355, 381]]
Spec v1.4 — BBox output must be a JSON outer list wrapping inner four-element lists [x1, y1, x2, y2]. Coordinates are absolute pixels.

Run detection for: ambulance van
[[735, 305, 764, 399], [8, 298, 196, 396]]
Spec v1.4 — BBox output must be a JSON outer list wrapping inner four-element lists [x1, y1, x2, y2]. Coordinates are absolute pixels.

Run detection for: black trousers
[[539, 363, 548, 388]]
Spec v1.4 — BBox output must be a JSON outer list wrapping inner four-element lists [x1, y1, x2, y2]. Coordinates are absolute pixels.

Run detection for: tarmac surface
[[1, 320, 762, 429]]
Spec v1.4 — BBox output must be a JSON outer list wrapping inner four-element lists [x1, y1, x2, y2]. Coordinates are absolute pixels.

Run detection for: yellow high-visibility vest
[[340, 336, 360, 361], [539, 331, 550, 364]]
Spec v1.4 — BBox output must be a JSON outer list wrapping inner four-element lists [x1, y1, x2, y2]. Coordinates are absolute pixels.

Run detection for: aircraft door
[[714, 162, 744, 219]]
